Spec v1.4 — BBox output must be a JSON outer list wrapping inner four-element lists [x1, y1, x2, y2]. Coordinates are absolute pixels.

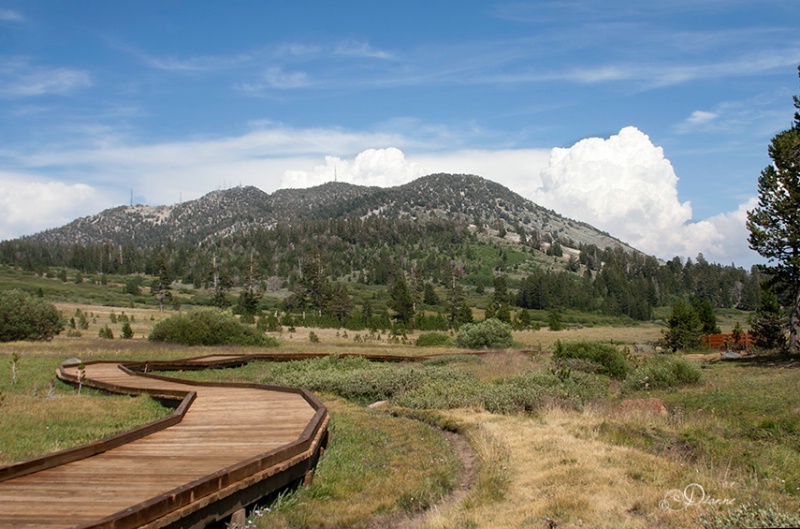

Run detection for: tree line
[[0, 212, 762, 330]]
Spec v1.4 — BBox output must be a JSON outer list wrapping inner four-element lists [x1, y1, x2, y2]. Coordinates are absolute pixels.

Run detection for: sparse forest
[[0, 212, 761, 331]]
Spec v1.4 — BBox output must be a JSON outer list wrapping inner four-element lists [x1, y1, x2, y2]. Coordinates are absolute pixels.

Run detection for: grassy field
[[1, 301, 799, 528]]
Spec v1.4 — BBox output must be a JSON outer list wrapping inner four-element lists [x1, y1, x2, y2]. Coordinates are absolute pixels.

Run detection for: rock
[[618, 398, 668, 417], [720, 351, 742, 360], [368, 400, 389, 409], [61, 357, 83, 367]]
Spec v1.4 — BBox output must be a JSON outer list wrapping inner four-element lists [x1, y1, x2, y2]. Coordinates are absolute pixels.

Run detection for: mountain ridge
[[22, 173, 636, 254]]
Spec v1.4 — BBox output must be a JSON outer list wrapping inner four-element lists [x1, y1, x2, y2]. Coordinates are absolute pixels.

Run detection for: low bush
[[0, 289, 64, 342], [394, 373, 485, 409], [98, 325, 114, 339], [455, 318, 513, 349], [415, 332, 451, 347], [481, 370, 607, 414], [121, 321, 133, 339], [148, 308, 279, 346], [260, 356, 472, 404], [627, 355, 702, 391], [552, 340, 631, 379], [421, 354, 481, 366], [249, 353, 607, 414], [395, 366, 606, 413]]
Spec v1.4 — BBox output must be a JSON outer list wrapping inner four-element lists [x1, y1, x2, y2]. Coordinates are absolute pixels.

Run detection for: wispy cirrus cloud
[[124, 38, 390, 77], [673, 90, 790, 136], [675, 110, 719, 133], [0, 8, 23, 21], [0, 57, 91, 98], [492, 1, 774, 24], [238, 67, 313, 92], [334, 39, 393, 60], [116, 42, 254, 73], [139, 54, 250, 72]]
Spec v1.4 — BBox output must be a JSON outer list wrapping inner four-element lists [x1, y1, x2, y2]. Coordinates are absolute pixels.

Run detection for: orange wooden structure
[[702, 332, 753, 350]]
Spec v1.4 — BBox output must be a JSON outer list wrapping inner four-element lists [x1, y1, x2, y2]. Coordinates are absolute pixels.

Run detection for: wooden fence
[[702, 332, 753, 350]]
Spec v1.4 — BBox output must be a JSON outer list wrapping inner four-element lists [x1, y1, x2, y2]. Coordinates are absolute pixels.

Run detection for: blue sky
[[1, 1, 799, 266]]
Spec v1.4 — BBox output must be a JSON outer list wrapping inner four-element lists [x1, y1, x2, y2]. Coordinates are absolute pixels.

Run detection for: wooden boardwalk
[[0, 357, 329, 529]]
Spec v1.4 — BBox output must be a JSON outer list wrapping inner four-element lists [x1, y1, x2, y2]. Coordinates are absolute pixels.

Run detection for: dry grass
[[420, 407, 709, 529], [514, 325, 665, 352]]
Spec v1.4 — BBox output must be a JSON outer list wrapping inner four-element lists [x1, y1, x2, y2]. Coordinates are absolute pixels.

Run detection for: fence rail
[[702, 332, 753, 350]]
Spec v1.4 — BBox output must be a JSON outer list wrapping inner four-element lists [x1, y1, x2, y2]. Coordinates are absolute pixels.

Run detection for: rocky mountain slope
[[24, 173, 635, 253]]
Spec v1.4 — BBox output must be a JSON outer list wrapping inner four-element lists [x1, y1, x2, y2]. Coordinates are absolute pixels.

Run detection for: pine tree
[[662, 298, 703, 351], [237, 251, 262, 322], [300, 251, 332, 317], [750, 288, 786, 351], [446, 262, 467, 327], [328, 283, 353, 325], [121, 320, 134, 339], [151, 256, 173, 312], [210, 254, 232, 308], [388, 276, 414, 324], [693, 298, 720, 335], [747, 66, 800, 352], [488, 275, 511, 323], [423, 283, 439, 305]]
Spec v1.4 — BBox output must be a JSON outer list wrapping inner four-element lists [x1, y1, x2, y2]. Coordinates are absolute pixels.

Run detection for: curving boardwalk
[[0, 356, 329, 529]]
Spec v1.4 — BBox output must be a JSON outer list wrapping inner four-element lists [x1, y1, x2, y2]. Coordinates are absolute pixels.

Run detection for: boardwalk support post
[[230, 508, 246, 527]]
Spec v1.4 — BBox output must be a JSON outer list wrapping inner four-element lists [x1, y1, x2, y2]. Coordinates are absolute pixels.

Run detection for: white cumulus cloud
[[280, 147, 427, 189], [532, 126, 760, 264], [0, 122, 763, 266], [0, 175, 111, 240]]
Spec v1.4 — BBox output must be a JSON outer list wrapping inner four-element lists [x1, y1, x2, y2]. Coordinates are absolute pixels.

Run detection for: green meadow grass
[[0, 349, 171, 465], [600, 359, 800, 508], [1, 291, 799, 527]]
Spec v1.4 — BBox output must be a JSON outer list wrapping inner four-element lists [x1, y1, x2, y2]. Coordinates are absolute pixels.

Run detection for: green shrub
[[698, 502, 800, 528], [394, 368, 606, 413], [627, 355, 702, 390], [0, 289, 64, 342], [394, 373, 485, 409], [149, 308, 279, 346], [75, 309, 89, 330], [552, 340, 631, 379], [455, 318, 513, 349], [121, 321, 134, 339], [259, 356, 428, 402], [482, 370, 607, 413], [415, 332, 452, 347], [422, 354, 482, 366], [98, 325, 114, 339]]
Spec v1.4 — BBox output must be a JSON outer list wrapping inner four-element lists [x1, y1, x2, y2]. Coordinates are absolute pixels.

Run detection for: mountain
[[23, 174, 635, 253]]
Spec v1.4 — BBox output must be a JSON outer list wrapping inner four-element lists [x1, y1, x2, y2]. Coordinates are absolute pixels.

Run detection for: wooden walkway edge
[[0, 356, 329, 529]]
